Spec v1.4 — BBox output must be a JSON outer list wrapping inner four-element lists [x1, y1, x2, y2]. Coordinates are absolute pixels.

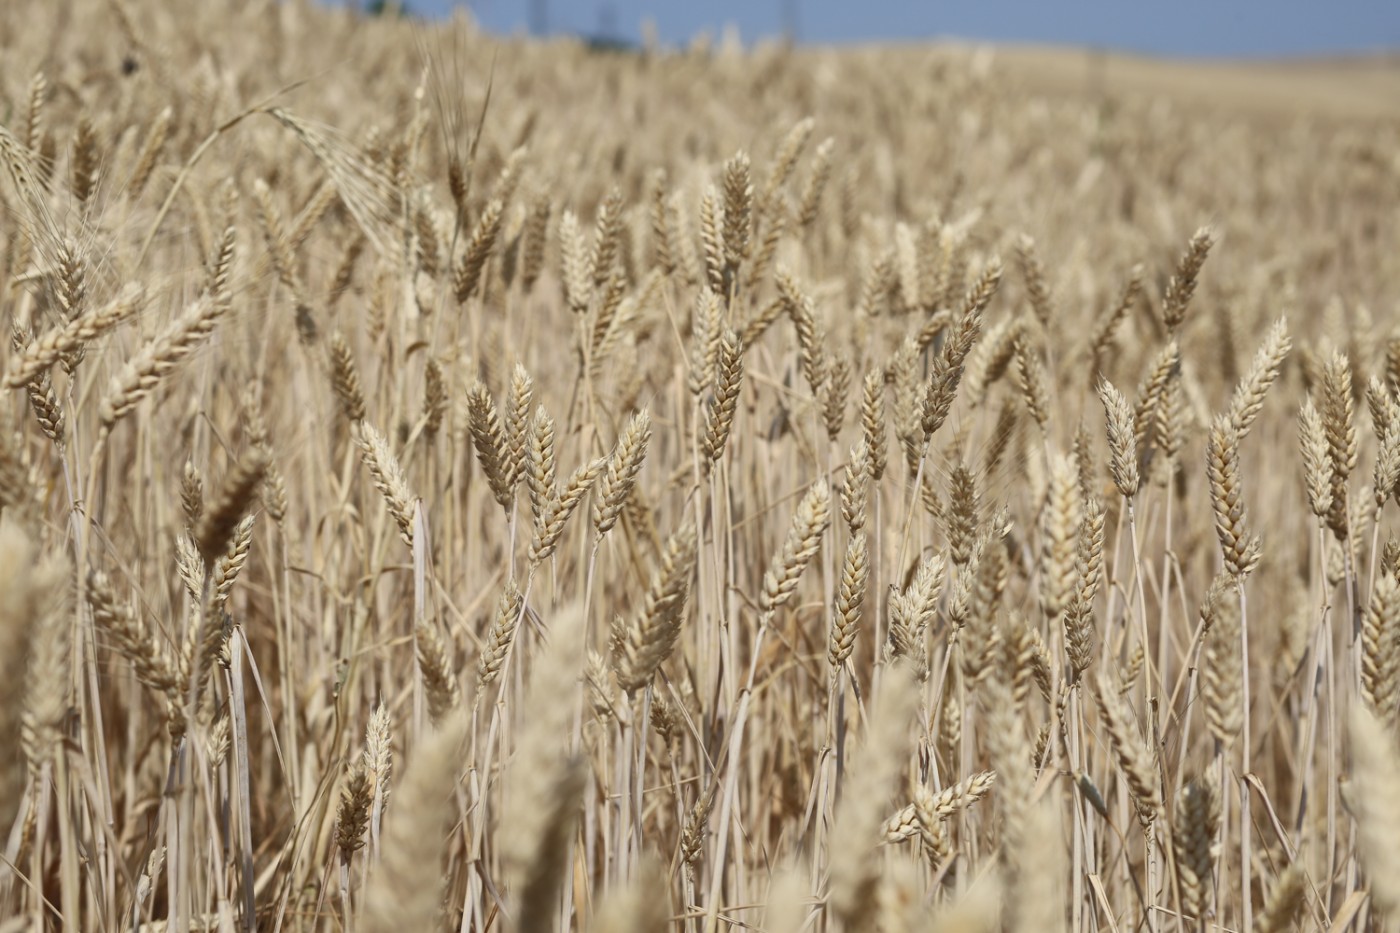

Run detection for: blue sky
[[400, 1, 1400, 58]]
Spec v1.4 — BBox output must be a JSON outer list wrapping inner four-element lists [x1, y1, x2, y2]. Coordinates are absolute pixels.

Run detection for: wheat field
[[3, 1, 1400, 930]]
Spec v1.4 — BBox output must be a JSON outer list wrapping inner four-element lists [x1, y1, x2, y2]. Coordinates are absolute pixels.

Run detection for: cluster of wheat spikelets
[[3, 1, 1400, 931]]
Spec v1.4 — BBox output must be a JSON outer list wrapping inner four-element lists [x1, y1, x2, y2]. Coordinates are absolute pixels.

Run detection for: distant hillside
[[930, 42, 1400, 120]]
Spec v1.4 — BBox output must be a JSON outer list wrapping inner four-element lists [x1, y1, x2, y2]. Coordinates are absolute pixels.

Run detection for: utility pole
[[529, 0, 547, 35], [597, 2, 617, 40], [781, 0, 799, 43]]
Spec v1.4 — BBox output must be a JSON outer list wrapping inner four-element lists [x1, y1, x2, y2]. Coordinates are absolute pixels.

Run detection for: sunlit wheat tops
[[1097, 377, 1140, 499], [195, 453, 268, 563], [414, 618, 461, 726], [759, 480, 832, 617], [1361, 575, 1400, 726], [360, 713, 467, 933], [99, 295, 226, 429], [1207, 416, 1260, 579], [353, 423, 417, 546], [1201, 575, 1244, 744], [1321, 350, 1357, 540], [594, 409, 651, 536], [1093, 673, 1161, 828], [528, 455, 606, 565], [1346, 708, 1400, 917], [700, 328, 744, 470], [466, 380, 513, 510], [3, 6, 1399, 932], [6, 284, 145, 388], [1161, 227, 1214, 334], [2, 526, 65, 816], [611, 520, 698, 693], [829, 528, 868, 670], [1172, 776, 1220, 922]]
